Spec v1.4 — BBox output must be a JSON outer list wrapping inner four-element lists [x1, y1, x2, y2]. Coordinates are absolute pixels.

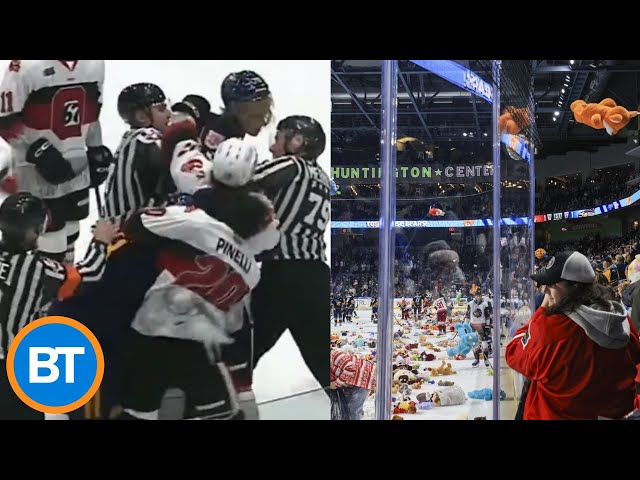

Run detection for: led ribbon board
[[330, 188, 640, 229], [409, 60, 493, 104]]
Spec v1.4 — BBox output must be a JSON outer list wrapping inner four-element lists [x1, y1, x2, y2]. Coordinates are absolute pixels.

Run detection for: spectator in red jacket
[[506, 250, 640, 420]]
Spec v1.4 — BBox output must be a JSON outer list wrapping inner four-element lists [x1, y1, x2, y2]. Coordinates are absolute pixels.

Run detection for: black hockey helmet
[[277, 115, 326, 160], [172, 94, 211, 129], [0, 192, 49, 246], [221, 71, 271, 105], [117, 83, 167, 123]]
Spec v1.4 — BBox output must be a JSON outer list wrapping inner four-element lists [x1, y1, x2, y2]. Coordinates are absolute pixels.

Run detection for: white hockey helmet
[[211, 138, 259, 187]]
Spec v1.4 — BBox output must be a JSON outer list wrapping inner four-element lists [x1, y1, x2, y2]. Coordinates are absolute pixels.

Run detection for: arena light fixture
[[570, 60, 575, 65]]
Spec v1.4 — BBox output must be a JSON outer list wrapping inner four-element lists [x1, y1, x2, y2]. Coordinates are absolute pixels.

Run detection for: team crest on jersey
[[473, 308, 483, 318], [43, 67, 55, 77], [204, 130, 225, 150], [9, 60, 21, 72]]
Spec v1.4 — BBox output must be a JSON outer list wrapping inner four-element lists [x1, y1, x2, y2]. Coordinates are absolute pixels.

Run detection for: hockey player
[[162, 120, 276, 419], [171, 70, 273, 158], [412, 292, 423, 320], [0, 60, 113, 263], [333, 295, 343, 327], [0, 192, 117, 419], [103, 83, 173, 227], [466, 290, 493, 367], [116, 195, 278, 419], [371, 297, 379, 324], [249, 115, 331, 394], [114, 120, 278, 420]]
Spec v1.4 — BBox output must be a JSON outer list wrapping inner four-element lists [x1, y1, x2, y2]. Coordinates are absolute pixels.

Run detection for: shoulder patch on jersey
[[8, 60, 21, 73], [204, 130, 225, 150], [546, 256, 555, 269], [135, 128, 162, 144]]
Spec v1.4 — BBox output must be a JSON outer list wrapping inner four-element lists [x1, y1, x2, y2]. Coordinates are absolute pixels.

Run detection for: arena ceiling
[[331, 60, 640, 160]]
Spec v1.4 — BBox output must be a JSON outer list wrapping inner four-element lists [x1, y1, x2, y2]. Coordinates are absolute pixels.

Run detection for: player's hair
[[192, 186, 271, 239]]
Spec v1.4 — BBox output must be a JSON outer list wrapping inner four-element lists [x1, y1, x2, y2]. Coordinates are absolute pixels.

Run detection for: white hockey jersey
[[0, 60, 105, 199], [467, 297, 493, 326], [130, 206, 278, 350]]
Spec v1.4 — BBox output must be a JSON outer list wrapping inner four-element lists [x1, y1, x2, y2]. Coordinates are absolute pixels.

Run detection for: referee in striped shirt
[[102, 83, 173, 227], [0, 192, 117, 419], [250, 115, 331, 394]]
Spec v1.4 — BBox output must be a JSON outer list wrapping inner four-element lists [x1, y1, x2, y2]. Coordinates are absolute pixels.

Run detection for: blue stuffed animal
[[446, 323, 479, 358], [468, 388, 507, 401]]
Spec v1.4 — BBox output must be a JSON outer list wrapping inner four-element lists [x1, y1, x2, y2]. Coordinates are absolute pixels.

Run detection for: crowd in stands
[[538, 166, 637, 214], [332, 164, 639, 221]]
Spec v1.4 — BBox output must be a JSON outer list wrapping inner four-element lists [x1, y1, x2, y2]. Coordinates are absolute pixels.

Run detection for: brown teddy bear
[[570, 98, 638, 136]]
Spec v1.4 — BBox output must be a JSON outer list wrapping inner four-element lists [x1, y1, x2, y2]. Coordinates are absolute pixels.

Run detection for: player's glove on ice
[[26, 138, 76, 184]]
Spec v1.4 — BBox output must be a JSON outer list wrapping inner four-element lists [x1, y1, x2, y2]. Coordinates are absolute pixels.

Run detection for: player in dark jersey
[[344, 296, 355, 323], [0, 192, 116, 419], [171, 70, 273, 158], [371, 297, 379, 324], [332, 295, 342, 326], [412, 293, 423, 320], [103, 83, 173, 228], [250, 115, 330, 394]]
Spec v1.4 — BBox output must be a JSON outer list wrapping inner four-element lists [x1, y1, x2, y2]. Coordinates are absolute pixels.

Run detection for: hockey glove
[[26, 138, 75, 185], [87, 145, 113, 188]]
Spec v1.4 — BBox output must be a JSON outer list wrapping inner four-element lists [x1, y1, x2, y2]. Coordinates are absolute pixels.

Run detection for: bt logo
[[6, 316, 104, 414]]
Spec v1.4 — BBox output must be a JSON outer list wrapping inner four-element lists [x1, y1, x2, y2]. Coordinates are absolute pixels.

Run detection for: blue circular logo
[[7, 316, 104, 414]]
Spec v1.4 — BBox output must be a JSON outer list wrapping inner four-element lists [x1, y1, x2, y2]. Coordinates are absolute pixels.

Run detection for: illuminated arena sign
[[330, 189, 640, 229]]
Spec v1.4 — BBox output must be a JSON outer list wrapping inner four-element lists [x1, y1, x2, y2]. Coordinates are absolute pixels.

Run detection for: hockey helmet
[[211, 138, 259, 187], [117, 83, 167, 123], [276, 115, 326, 160], [0, 192, 49, 241], [172, 94, 211, 129], [221, 71, 271, 105]]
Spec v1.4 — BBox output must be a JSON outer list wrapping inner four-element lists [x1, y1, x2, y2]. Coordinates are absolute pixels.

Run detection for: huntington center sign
[[331, 164, 494, 184]]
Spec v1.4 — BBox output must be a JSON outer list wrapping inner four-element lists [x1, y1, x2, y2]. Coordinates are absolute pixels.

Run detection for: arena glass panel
[[329, 61, 527, 419]]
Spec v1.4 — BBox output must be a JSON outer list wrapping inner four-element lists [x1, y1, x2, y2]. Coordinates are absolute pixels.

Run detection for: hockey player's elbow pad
[[87, 146, 113, 188], [26, 138, 75, 185], [161, 121, 200, 166]]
